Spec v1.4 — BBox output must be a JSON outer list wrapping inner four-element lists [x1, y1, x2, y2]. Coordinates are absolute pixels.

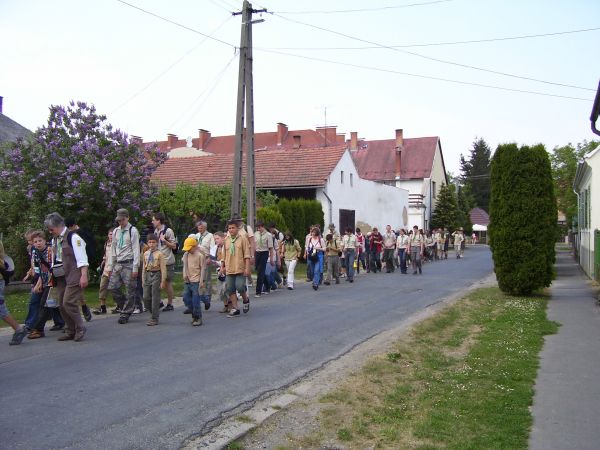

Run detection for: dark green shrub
[[489, 143, 556, 295]]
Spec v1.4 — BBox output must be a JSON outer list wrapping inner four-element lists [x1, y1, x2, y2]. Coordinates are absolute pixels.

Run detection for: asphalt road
[[1, 246, 493, 450]]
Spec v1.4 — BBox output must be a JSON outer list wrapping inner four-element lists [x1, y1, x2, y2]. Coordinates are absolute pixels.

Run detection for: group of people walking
[[1, 207, 468, 345]]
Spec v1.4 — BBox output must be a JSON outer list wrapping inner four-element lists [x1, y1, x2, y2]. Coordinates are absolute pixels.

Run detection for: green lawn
[[277, 287, 559, 449]]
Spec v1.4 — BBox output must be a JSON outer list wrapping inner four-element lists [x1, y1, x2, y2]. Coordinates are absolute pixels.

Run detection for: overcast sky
[[2, 0, 599, 174]]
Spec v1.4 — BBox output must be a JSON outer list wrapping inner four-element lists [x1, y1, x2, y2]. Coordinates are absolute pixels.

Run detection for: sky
[[1, 0, 599, 174]]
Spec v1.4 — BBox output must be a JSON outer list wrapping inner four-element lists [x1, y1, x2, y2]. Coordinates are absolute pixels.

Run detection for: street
[[1, 246, 493, 450]]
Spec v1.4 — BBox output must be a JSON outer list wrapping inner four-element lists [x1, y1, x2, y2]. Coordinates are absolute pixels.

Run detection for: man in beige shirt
[[254, 221, 274, 297], [220, 220, 251, 318]]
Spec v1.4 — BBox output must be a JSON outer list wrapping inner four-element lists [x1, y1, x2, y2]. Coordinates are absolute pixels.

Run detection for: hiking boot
[[82, 304, 92, 322], [162, 304, 174, 312], [9, 327, 27, 345], [227, 308, 240, 318]]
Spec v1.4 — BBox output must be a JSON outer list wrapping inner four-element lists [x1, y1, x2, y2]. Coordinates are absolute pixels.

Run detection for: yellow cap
[[182, 237, 198, 252]]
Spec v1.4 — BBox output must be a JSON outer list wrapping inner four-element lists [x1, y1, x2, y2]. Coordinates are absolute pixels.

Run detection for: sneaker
[[192, 318, 202, 326], [162, 304, 174, 312], [146, 319, 158, 326], [132, 308, 141, 314], [287, 286, 293, 290], [219, 306, 230, 313], [227, 308, 240, 318], [312, 285, 318, 291], [82, 304, 92, 322], [159, 301, 165, 308], [254, 294, 262, 298], [183, 308, 192, 315], [204, 302, 211, 311], [92, 307, 106, 315], [118, 317, 128, 324], [49, 324, 64, 331], [324, 281, 331, 285], [243, 301, 250, 314], [111, 307, 122, 314], [9, 327, 28, 345]]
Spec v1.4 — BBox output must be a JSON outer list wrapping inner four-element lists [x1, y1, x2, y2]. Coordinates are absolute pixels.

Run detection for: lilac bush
[[0, 101, 167, 270]]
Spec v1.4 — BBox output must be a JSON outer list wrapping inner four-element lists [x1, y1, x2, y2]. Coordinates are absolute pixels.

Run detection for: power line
[[274, 0, 454, 14], [256, 48, 592, 101], [258, 26, 600, 50], [167, 52, 238, 131], [116, 0, 236, 49], [270, 12, 595, 92], [112, 15, 234, 114]]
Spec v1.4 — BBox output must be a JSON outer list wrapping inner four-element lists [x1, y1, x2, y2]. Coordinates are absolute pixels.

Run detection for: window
[[350, 173, 354, 187], [341, 170, 344, 184]]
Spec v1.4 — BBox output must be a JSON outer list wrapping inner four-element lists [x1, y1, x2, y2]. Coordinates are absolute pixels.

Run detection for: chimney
[[0, 96, 3, 114], [130, 135, 143, 145], [198, 129, 211, 150], [395, 129, 403, 179], [350, 131, 358, 151], [293, 135, 301, 149], [167, 133, 178, 149], [395, 128, 404, 149], [316, 126, 337, 146], [277, 122, 288, 146]]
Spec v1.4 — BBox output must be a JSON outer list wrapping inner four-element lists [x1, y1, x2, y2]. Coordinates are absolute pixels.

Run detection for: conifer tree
[[489, 143, 556, 295], [460, 138, 492, 212], [430, 184, 459, 230]]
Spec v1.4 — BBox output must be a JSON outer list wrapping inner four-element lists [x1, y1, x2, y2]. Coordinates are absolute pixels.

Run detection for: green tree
[[430, 184, 460, 230], [489, 143, 557, 295], [460, 137, 492, 212], [550, 140, 599, 227], [456, 186, 473, 234], [257, 206, 287, 231]]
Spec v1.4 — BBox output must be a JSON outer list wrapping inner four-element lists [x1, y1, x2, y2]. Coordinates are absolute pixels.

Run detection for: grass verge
[[281, 286, 559, 449]]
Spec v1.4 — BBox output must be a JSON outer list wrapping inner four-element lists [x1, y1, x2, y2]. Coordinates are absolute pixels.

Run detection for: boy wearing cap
[[142, 234, 166, 326], [182, 237, 206, 326]]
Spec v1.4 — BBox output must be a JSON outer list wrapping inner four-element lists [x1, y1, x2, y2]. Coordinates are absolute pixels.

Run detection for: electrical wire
[[116, 0, 236, 49], [256, 47, 592, 101], [112, 15, 234, 114], [168, 52, 238, 131], [274, 0, 454, 14], [270, 12, 595, 92], [257, 26, 600, 50]]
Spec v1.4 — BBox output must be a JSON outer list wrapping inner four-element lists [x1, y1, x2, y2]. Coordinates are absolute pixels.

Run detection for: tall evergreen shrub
[[489, 143, 556, 295]]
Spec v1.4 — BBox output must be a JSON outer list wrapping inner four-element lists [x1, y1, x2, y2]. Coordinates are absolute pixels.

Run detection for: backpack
[[67, 229, 97, 265], [0, 256, 15, 285], [158, 227, 179, 255]]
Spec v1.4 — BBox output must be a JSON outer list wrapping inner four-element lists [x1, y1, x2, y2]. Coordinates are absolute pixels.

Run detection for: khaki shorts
[[166, 264, 175, 282]]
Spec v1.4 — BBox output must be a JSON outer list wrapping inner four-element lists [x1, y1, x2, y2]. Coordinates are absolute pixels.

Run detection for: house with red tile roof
[[349, 129, 448, 230], [152, 139, 409, 232]]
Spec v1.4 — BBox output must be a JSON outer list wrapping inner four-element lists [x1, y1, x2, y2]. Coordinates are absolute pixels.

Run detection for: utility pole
[[230, 0, 266, 228]]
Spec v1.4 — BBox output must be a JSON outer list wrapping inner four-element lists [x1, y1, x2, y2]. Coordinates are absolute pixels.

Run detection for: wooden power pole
[[231, 1, 265, 227]]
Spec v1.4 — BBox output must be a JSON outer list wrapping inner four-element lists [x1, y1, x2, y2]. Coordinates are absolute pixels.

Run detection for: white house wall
[[575, 148, 598, 279], [317, 150, 409, 231]]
